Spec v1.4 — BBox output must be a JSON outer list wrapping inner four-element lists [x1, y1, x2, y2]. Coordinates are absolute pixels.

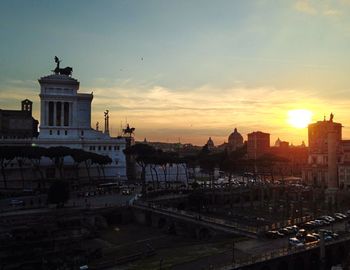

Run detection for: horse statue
[[53, 56, 73, 76], [123, 124, 135, 137]]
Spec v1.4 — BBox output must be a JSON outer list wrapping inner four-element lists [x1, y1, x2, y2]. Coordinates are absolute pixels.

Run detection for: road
[[172, 219, 349, 270]]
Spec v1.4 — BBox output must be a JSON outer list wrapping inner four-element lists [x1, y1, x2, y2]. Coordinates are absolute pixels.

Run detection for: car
[[303, 221, 317, 229], [334, 213, 344, 220], [322, 219, 330, 225], [279, 228, 290, 235], [324, 235, 333, 242], [332, 232, 339, 239], [296, 229, 307, 240], [311, 233, 321, 240], [265, 230, 282, 239], [284, 226, 295, 234], [335, 213, 347, 218], [319, 229, 332, 236], [290, 225, 299, 233], [289, 237, 304, 247], [122, 189, 131, 195], [305, 234, 319, 244], [314, 220, 325, 226], [10, 199, 24, 207], [320, 216, 335, 222]]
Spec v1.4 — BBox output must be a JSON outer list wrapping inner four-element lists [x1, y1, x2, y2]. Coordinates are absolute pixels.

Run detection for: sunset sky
[[1, 0, 350, 146]]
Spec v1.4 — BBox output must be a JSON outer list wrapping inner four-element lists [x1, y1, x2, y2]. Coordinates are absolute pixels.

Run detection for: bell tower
[[21, 99, 33, 115]]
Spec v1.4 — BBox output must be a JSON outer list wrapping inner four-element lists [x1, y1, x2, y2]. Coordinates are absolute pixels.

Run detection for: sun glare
[[287, 109, 312, 128]]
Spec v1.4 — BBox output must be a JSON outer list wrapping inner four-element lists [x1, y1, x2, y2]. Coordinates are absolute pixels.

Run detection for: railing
[[133, 201, 259, 235], [216, 233, 350, 269]]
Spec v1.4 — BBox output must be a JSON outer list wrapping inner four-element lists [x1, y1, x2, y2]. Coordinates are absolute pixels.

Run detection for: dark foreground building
[[0, 99, 39, 139]]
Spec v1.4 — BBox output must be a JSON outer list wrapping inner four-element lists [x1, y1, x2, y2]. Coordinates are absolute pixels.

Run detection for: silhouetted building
[[270, 140, 308, 177], [274, 137, 289, 148], [302, 114, 342, 191], [247, 131, 270, 159], [206, 137, 214, 150], [0, 99, 38, 139], [227, 128, 243, 152]]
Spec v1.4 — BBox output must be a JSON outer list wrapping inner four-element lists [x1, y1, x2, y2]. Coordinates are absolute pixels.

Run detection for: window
[[49, 130, 52, 135], [98, 146, 101, 151], [89, 146, 93, 150], [57, 130, 60, 135], [114, 146, 117, 150], [56, 102, 62, 126], [64, 102, 69, 126], [103, 146, 106, 150], [81, 130, 84, 136], [108, 146, 111, 150], [48, 102, 54, 126]]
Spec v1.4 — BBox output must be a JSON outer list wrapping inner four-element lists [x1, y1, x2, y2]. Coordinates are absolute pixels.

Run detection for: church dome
[[275, 137, 281, 147], [227, 128, 243, 151], [207, 137, 214, 149]]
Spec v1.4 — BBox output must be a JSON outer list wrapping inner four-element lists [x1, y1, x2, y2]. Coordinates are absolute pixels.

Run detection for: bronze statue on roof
[[53, 56, 73, 76], [123, 124, 135, 137]]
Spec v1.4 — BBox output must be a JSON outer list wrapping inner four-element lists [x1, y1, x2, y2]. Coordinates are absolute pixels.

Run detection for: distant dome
[[275, 137, 281, 147], [207, 137, 214, 149], [227, 128, 243, 152]]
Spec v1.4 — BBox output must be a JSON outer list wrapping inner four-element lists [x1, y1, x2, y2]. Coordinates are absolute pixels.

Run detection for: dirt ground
[[87, 224, 248, 270]]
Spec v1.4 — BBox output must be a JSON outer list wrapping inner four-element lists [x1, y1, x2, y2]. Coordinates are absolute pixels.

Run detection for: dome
[[207, 137, 214, 149], [227, 128, 243, 151], [275, 137, 281, 147]]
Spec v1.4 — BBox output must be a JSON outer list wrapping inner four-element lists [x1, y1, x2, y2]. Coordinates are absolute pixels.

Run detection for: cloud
[[294, 0, 342, 17], [2, 78, 350, 145], [323, 9, 342, 16], [295, 0, 317, 14], [88, 84, 331, 144]]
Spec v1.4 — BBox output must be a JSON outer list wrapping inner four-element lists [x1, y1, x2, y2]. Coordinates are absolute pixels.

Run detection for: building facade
[[302, 116, 342, 189], [36, 69, 127, 180], [0, 60, 128, 186], [0, 99, 38, 139], [247, 131, 270, 159], [227, 128, 243, 152]]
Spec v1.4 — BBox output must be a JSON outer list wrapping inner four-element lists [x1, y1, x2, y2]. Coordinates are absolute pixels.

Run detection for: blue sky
[[1, 0, 350, 145]]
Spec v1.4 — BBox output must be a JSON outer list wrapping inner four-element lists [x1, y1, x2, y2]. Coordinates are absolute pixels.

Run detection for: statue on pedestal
[[53, 56, 73, 76]]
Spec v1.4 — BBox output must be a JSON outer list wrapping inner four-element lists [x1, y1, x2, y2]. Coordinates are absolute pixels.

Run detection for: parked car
[[296, 229, 307, 240], [314, 219, 325, 226], [303, 221, 317, 229], [265, 230, 284, 239], [10, 199, 24, 207], [289, 237, 304, 248], [305, 234, 319, 244], [320, 215, 335, 222], [279, 228, 291, 235], [122, 189, 131, 195], [324, 235, 333, 242], [335, 213, 347, 218], [334, 213, 345, 220]]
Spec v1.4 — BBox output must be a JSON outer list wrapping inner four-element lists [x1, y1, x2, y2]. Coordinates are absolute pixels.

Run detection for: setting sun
[[287, 109, 312, 128]]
